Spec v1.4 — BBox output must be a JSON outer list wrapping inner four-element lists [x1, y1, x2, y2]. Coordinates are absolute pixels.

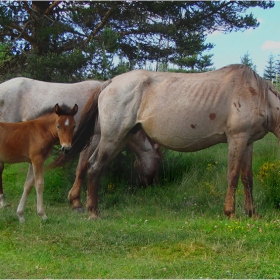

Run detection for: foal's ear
[[71, 104, 78, 115], [54, 103, 62, 115]]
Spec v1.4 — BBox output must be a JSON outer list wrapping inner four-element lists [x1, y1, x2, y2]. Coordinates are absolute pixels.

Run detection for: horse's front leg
[[0, 162, 9, 208], [17, 164, 35, 222], [86, 151, 104, 220], [69, 139, 97, 212], [86, 136, 128, 220], [224, 136, 249, 218], [32, 160, 47, 221], [240, 143, 258, 217], [68, 156, 87, 212]]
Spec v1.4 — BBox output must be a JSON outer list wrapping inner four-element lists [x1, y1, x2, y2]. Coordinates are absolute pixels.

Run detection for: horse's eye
[[57, 125, 60, 130], [73, 126, 76, 130]]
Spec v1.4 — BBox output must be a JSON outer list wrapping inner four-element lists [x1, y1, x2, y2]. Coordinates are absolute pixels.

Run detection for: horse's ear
[[54, 103, 61, 115], [71, 104, 78, 115]]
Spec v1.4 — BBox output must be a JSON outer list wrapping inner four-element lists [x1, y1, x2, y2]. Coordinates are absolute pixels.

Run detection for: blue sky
[[205, 1, 280, 76]]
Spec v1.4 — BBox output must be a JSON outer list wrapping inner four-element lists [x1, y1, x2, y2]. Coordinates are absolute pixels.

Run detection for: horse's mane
[[224, 64, 279, 99]]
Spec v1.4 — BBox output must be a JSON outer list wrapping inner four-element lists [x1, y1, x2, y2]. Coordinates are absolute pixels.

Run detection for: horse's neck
[[267, 90, 280, 138], [31, 114, 59, 141]]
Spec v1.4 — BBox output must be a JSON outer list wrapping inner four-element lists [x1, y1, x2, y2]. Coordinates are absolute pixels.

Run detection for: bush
[[257, 160, 280, 208]]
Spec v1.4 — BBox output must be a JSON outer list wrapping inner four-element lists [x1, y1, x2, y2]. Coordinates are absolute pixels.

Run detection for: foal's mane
[[30, 104, 73, 119]]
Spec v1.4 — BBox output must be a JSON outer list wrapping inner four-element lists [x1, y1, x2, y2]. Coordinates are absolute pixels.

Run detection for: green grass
[[1, 134, 280, 278]]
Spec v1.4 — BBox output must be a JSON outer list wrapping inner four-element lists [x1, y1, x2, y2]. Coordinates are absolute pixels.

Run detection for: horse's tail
[[49, 80, 112, 168]]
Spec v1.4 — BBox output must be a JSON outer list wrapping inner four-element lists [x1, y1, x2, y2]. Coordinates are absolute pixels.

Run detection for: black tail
[[49, 80, 112, 168]]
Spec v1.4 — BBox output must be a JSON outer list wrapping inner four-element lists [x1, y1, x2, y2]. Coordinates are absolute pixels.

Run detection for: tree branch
[[44, 1, 62, 16], [84, 6, 115, 46], [9, 22, 38, 49]]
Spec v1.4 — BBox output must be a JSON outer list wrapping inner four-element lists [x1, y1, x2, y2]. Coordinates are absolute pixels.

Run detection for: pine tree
[[275, 54, 280, 76], [263, 54, 276, 82], [240, 52, 257, 72], [275, 54, 280, 91]]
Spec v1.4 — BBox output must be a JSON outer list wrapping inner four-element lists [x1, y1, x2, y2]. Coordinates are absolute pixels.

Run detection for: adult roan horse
[[54, 64, 280, 220], [0, 77, 161, 212], [0, 104, 78, 222]]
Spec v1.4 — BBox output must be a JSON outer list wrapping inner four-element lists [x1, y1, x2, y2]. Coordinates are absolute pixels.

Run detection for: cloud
[[261, 40, 280, 50]]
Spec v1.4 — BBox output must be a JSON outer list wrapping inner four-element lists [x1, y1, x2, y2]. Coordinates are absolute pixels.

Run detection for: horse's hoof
[[226, 213, 237, 220], [18, 216, 25, 223], [253, 213, 262, 219], [72, 207, 85, 213], [41, 214, 48, 221]]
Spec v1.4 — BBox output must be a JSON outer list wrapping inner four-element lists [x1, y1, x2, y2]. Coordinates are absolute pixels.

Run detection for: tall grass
[[0, 134, 280, 278]]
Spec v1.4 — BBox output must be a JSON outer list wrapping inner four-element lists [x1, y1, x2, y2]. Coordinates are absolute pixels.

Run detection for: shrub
[[257, 160, 280, 208]]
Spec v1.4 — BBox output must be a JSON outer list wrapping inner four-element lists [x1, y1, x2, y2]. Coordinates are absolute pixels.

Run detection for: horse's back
[[0, 77, 102, 122]]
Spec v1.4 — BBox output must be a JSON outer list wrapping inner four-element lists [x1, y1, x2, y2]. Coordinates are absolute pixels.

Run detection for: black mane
[[31, 104, 73, 119]]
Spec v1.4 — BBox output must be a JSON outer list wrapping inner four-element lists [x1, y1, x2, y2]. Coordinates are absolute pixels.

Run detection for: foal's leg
[[224, 136, 249, 218], [17, 164, 35, 222], [31, 160, 47, 220], [240, 143, 258, 217], [0, 162, 8, 208], [69, 142, 97, 212]]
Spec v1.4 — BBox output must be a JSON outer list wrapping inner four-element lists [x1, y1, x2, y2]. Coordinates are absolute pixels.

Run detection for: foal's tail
[[50, 80, 112, 168]]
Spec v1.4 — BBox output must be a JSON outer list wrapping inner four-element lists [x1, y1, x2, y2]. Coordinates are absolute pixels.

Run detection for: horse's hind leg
[[17, 164, 35, 222], [240, 143, 258, 217], [69, 141, 97, 212]]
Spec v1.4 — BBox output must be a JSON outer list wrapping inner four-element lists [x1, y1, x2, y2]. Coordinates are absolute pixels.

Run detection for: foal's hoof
[[0, 202, 11, 208], [88, 213, 99, 220], [0, 195, 10, 208], [72, 207, 85, 213]]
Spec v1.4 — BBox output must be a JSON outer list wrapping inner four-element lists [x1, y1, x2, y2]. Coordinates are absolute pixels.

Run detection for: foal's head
[[54, 104, 78, 154]]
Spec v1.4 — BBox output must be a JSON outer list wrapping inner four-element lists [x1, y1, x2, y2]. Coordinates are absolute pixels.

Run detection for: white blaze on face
[[65, 118, 70, 126]]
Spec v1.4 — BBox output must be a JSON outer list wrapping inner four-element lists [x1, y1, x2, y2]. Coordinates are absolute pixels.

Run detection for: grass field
[[1, 134, 280, 278]]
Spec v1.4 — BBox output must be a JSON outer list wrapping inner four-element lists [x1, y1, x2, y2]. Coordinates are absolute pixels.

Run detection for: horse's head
[[54, 104, 78, 154]]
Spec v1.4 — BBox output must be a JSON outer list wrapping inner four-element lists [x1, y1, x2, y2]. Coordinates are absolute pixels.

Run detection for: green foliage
[[102, 26, 120, 53], [0, 43, 12, 63], [257, 160, 280, 208], [23, 48, 95, 82], [0, 1, 275, 81]]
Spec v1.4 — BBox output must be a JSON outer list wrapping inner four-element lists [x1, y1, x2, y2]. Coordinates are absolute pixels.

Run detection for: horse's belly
[[141, 116, 227, 152], [148, 130, 227, 152]]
